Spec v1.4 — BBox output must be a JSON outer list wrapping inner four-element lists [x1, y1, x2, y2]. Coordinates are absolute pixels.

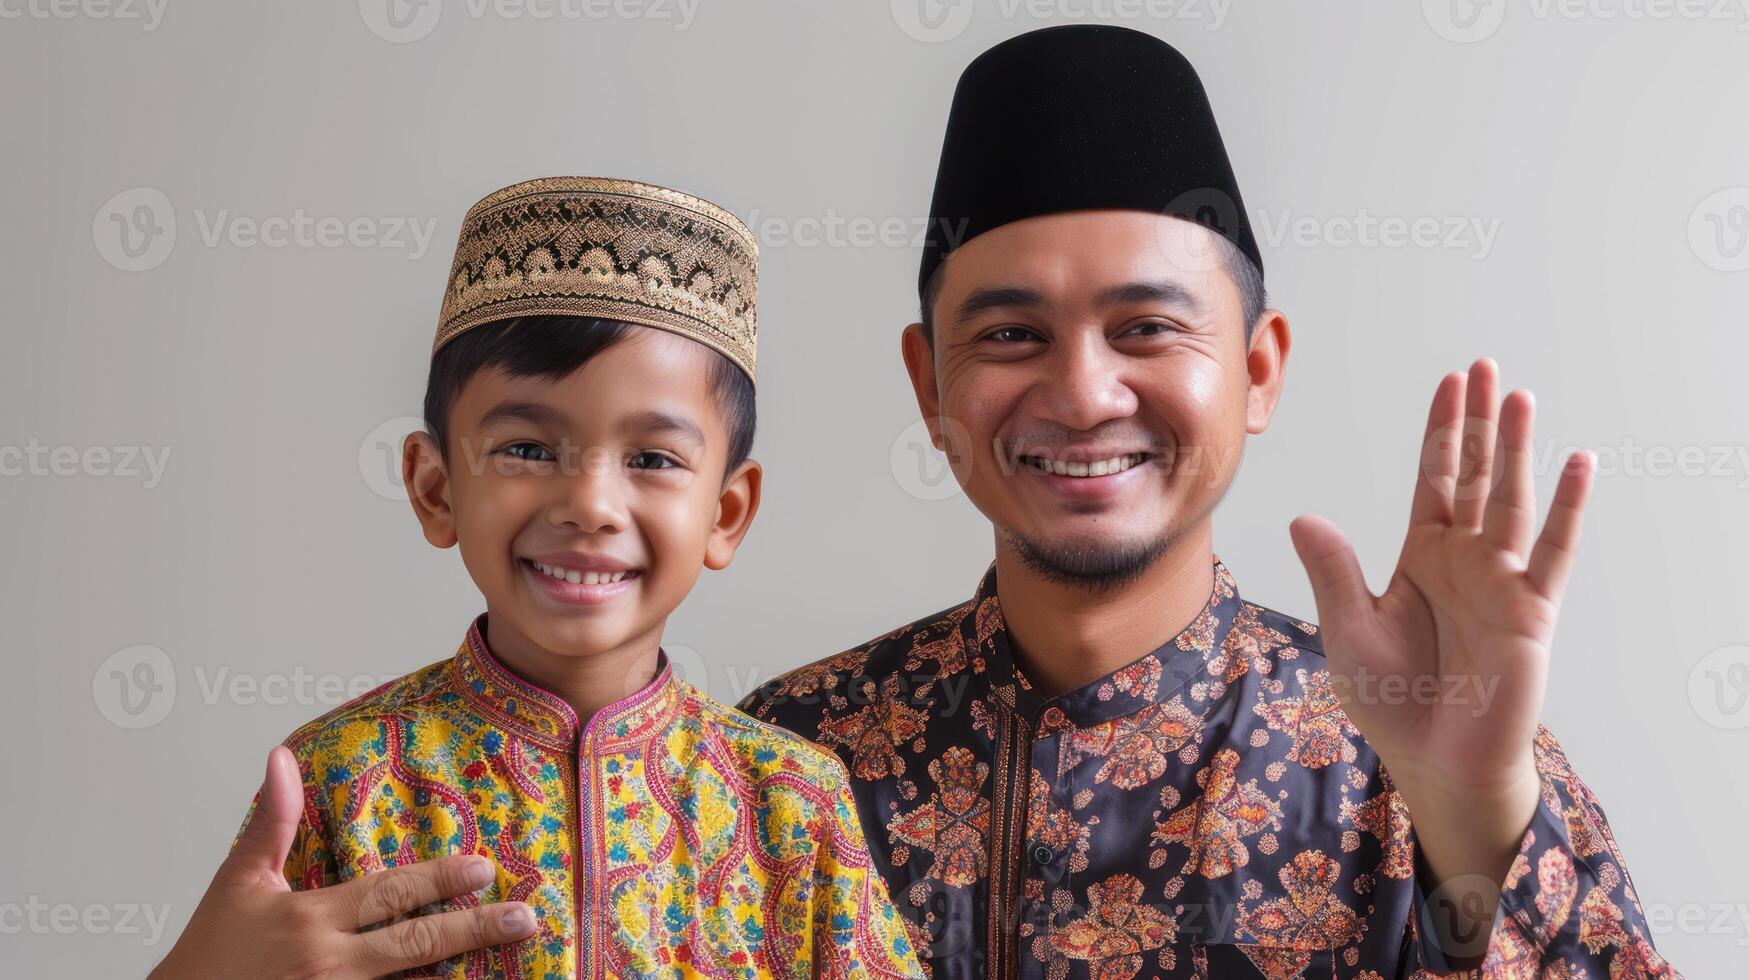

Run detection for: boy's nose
[[545, 448, 630, 534]]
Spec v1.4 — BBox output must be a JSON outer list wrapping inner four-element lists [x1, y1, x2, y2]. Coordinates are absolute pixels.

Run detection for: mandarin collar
[[967, 555, 1244, 736], [451, 613, 683, 754]]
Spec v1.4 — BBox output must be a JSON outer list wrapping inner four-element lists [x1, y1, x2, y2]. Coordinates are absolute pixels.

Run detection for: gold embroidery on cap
[[434, 176, 758, 383]]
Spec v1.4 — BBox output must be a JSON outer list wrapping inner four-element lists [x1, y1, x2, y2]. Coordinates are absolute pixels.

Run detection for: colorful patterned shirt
[[242, 614, 925, 979], [739, 556, 1678, 979]]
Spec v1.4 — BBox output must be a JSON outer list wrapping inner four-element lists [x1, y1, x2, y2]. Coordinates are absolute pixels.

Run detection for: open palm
[[1288, 358, 1596, 796]]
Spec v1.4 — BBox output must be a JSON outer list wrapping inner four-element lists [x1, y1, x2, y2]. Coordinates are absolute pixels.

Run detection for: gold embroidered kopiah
[[433, 176, 759, 382]]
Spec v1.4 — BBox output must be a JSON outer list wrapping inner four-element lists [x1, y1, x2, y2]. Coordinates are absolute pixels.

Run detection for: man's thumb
[[1288, 514, 1373, 626], [227, 745, 301, 878]]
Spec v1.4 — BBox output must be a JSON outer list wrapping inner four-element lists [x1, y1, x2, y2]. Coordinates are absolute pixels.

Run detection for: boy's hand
[[149, 746, 538, 980]]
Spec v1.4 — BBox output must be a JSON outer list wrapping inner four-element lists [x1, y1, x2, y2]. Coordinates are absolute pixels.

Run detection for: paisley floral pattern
[[741, 556, 1679, 979], [241, 614, 923, 979]]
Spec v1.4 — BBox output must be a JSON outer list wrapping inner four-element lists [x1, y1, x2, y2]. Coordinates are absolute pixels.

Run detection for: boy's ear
[[703, 458, 762, 571], [404, 430, 458, 548]]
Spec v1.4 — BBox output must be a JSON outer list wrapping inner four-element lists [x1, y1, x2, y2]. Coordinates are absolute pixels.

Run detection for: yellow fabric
[[240, 616, 923, 979]]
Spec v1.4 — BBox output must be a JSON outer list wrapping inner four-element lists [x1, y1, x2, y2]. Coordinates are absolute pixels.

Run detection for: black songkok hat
[[918, 25, 1263, 297]]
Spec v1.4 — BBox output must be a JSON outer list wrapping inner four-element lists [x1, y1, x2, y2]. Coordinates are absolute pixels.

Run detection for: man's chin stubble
[[1001, 528, 1172, 594]]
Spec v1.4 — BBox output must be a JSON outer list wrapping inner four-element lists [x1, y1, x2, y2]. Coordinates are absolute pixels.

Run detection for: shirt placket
[[1018, 703, 1073, 980]]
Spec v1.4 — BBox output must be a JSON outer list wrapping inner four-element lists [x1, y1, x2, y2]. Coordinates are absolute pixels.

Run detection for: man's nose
[[1031, 331, 1139, 431]]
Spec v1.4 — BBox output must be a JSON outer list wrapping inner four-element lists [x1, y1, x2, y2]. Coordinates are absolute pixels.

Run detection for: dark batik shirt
[[739, 556, 1679, 979]]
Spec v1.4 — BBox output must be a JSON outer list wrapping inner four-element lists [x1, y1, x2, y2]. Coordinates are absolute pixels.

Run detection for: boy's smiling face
[[404, 327, 760, 669]]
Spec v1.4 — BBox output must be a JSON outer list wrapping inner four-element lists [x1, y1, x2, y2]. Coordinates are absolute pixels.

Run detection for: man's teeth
[[530, 561, 633, 586], [1026, 453, 1148, 478]]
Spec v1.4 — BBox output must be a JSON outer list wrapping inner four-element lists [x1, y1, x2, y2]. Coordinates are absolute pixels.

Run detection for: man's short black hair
[[423, 315, 756, 476], [918, 227, 1267, 345]]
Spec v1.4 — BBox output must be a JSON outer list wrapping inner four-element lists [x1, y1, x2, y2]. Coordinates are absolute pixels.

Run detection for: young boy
[[189, 177, 923, 978]]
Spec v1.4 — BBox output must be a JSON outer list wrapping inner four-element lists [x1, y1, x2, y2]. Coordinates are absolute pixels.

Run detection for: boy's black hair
[[423, 315, 756, 476]]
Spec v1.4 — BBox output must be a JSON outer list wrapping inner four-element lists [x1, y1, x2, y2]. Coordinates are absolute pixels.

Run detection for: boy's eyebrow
[[477, 399, 570, 429], [625, 410, 707, 446]]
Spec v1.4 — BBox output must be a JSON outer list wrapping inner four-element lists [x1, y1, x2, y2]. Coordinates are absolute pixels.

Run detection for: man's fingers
[[1453, 357, 1500, 528], [351, 901, 538, 975], [1527, 450, 1594, 602], [1288, 514, 1375, 636], [1410, 371, 1465, 527], [331, 854, 497, 930], [227, 745, 303, 878], [1481, 390, 1537, 557]]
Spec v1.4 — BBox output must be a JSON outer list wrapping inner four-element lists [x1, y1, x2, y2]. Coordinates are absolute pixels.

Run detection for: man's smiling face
[[903, 209, 1287, 589]]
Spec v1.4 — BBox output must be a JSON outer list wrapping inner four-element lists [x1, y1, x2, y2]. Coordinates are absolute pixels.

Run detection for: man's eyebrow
[[1094, 279, 1204, 315], [624, 409, 707, 446], [955, 286, 1048, 322], [477, 399, 569, 429]]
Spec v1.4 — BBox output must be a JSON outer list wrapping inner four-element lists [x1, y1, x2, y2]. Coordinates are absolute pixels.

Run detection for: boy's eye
[[629, 451, 678, 470], [503, 442, 555, 462], [987, 326, 1042, 344]]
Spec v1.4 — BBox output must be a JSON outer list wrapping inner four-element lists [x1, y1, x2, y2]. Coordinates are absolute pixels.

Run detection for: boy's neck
[[481, 610, 666, 728]]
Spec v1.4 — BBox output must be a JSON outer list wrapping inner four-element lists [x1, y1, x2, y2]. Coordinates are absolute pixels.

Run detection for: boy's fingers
[[227, 746, 302, 878], [330, 855, 497, 930], [351, 902, 537, 974]]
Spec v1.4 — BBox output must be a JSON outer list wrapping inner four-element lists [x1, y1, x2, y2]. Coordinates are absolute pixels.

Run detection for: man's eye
[[1126, 320, 1176, 337], [629, 451, 678, 470], [988, 326, 1041, 344], [503, 442, 555, 462]]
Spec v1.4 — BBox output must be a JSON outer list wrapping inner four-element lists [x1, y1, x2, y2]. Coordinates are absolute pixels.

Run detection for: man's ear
[[1245, 308, 1293, 435], [704, 458, 762, 570], [900, 322, 945, 451], [404, 429, 458, 548]]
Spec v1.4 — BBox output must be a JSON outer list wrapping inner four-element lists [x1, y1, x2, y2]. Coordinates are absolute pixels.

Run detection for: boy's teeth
[[530, 561, 632, 585], [1027, 453, 1145, 478]]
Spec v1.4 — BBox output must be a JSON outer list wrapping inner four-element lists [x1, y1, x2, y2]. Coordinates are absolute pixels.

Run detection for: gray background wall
[[2, 1, 1745, 975]]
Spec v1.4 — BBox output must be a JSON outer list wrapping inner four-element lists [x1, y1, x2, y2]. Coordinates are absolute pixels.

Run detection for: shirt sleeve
[[1408, 725, 1679, 977], [806, 759, 928, 980], [228, 748, 338, 893]]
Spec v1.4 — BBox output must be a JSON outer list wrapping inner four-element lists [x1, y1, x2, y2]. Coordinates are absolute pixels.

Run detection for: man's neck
[[482, 611, 665, 727], [993, 525, 1216, 699]]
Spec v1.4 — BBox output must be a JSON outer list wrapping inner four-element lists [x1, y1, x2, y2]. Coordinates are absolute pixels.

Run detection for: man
[[150, 24, 1676, 980], [738, 25, 1677, 979]]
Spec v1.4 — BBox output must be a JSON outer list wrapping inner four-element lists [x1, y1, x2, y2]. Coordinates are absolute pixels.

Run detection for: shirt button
[[1030, 843, 1056, 867]]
